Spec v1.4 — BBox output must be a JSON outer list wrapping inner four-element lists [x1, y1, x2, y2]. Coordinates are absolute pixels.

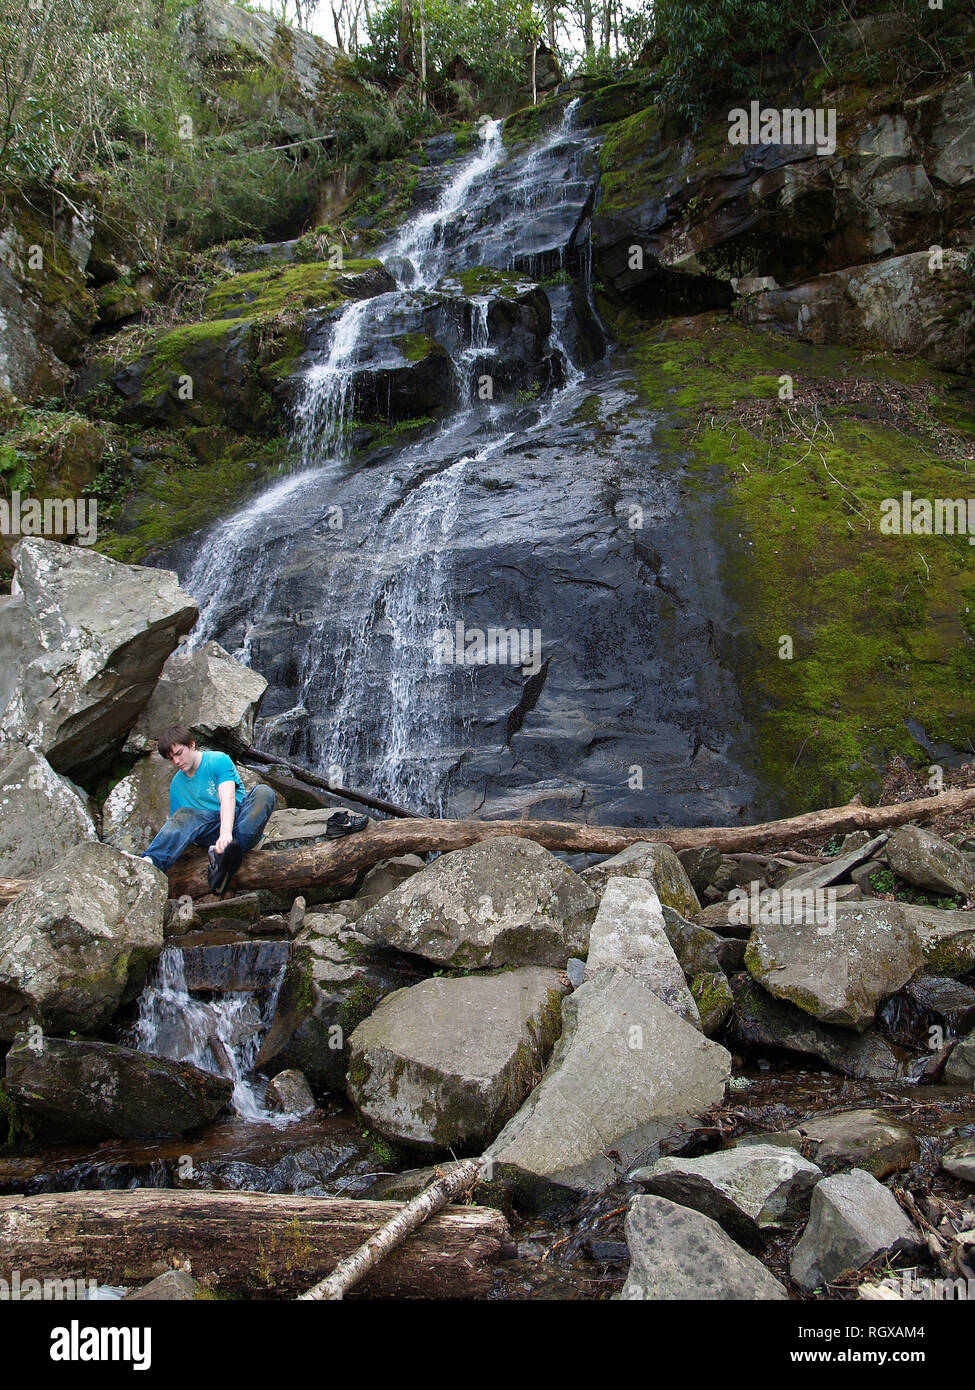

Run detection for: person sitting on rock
[[141, 725, 275, 896]]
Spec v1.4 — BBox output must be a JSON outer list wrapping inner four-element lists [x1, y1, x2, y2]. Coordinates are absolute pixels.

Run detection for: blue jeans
[[141, 785, 276, 873]]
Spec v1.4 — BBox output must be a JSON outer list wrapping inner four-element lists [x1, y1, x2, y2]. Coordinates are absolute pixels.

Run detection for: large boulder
[[728, 974, 902, 1080], [620, 1195, 788, 1301], [899, 904, 975, 979], [662, 906, 736, 1035], [356, 837, 598, 969], [0, 540, 198, 782], [745, 901, 923, 1030], [583, 879, 700, 1027], [581, 841, 701, 918], [790, 1169, 923, 1293], [254, 920, 425, 1094], [633, 1143, 823, 1244], [346, 967, 570, 1151], [3, 1033, 231, 1138], [886, 825, 975, 898], [101, 752, 280, 855], [0, 744, 98, 877], [487, 968, 731, 1205], [0, 841, 167, 1039], [790, 1109, 919, 1180], [943, 1037, 975, 1086], [126, 640, 267, 755]]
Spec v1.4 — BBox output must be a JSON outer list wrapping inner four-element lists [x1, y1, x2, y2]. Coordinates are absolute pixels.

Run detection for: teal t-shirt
[[169, 750, 245, 817]]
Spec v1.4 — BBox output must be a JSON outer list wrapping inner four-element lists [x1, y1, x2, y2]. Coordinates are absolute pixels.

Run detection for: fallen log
[[162, 786, 975, 900], [1, 786, 972, 908], [299, 1159, 482, 1301], [0, 1189, 508, 1299]]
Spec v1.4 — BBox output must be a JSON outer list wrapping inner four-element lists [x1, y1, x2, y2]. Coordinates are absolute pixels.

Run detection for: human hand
[[213, 833, 232, 855]]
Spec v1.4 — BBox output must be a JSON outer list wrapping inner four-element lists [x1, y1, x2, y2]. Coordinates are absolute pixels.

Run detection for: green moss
[[439, 266, 532, 300], [203, 259, 381, 321], [619, 311, 975, 811], [397, 332, 443, 363]]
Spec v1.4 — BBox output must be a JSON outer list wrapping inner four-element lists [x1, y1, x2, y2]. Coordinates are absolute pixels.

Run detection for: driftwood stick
[[162, 786, 975, 901], [240, 746, 420, 819], [298, 1159, 482, 1301]]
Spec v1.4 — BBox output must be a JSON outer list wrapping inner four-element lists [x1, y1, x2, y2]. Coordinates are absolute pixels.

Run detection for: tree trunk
[[2, 788, 971, 909], [0, 1190, 507, 1299], [531, 41, 537, 105], [398, 0, 411, 70], [161, 786, 975, 901]]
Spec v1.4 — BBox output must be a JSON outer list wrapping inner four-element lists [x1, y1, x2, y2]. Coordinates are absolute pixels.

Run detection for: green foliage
[[653, 0, 820, 126], [354, 0, 542, 104]]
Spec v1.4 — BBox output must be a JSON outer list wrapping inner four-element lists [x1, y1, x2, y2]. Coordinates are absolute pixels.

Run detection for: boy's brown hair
[[157, 725, 196, 759]]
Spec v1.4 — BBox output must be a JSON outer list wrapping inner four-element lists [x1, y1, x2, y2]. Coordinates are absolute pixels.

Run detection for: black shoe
[[325, 810, 369, 838], [207, 839, 243, 896]]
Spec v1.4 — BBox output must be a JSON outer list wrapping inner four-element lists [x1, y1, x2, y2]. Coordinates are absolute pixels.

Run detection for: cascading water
[[167, 96, 759, 828], [133, 944, 288, 1123]]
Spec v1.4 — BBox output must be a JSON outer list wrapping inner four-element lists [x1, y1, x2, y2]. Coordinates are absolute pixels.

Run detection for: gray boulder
[[3, 1033, 231, 1138], [126, 639, 267, 755], [347, 967, 570, 1151], [662, 906, 736, 1035], [356, 836, 598, 969], [898, 903, 975, 978], [789, 1109, 919, 1179], [124, 1271, 200, 1301], [0, 744, 98, 877], [488, 968, 730, 1204], [745, 902, 923, 1029], [791, 1169, 923, 1292], [265, 1068, 316, 1116], [0, 841, 166, 1039], [0, 540, 197, 781], [255, 923, 425, 1093], [887, 825, 975, 898], [583, 879, 700, 1026], [581, 841, 701, 918], [620, 1195, 788, 1300], [633, 1143, 822, 1242], [943, 1037, 975, 1086], [729, 975, 903, 1080]]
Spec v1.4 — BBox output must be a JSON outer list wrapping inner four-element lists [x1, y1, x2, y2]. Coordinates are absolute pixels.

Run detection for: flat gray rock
[[356, 836, 598, 969], [347, 966, 570, 1151], [745, 901, 923, 1029], [488, 967, 730, 1202], [791, 1108, 918, 1179], [790, 1168, 923, 1292], [583, 878, 700, 1026], [941, 1136, 975, 1183], [632, 1143, 822, 1241], [620, 1195, 788, 1300]]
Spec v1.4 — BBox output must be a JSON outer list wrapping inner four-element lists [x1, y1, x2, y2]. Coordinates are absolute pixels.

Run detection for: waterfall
[[132, 945, 288, 1124], [178, 101, 607, 810]]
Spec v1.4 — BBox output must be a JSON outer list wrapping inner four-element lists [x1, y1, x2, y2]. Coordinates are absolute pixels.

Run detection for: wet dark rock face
[[159, 115, 768, 827]]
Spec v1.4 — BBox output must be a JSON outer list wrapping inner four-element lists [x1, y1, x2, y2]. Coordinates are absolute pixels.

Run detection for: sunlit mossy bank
[[609, 308, 975, 812]]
